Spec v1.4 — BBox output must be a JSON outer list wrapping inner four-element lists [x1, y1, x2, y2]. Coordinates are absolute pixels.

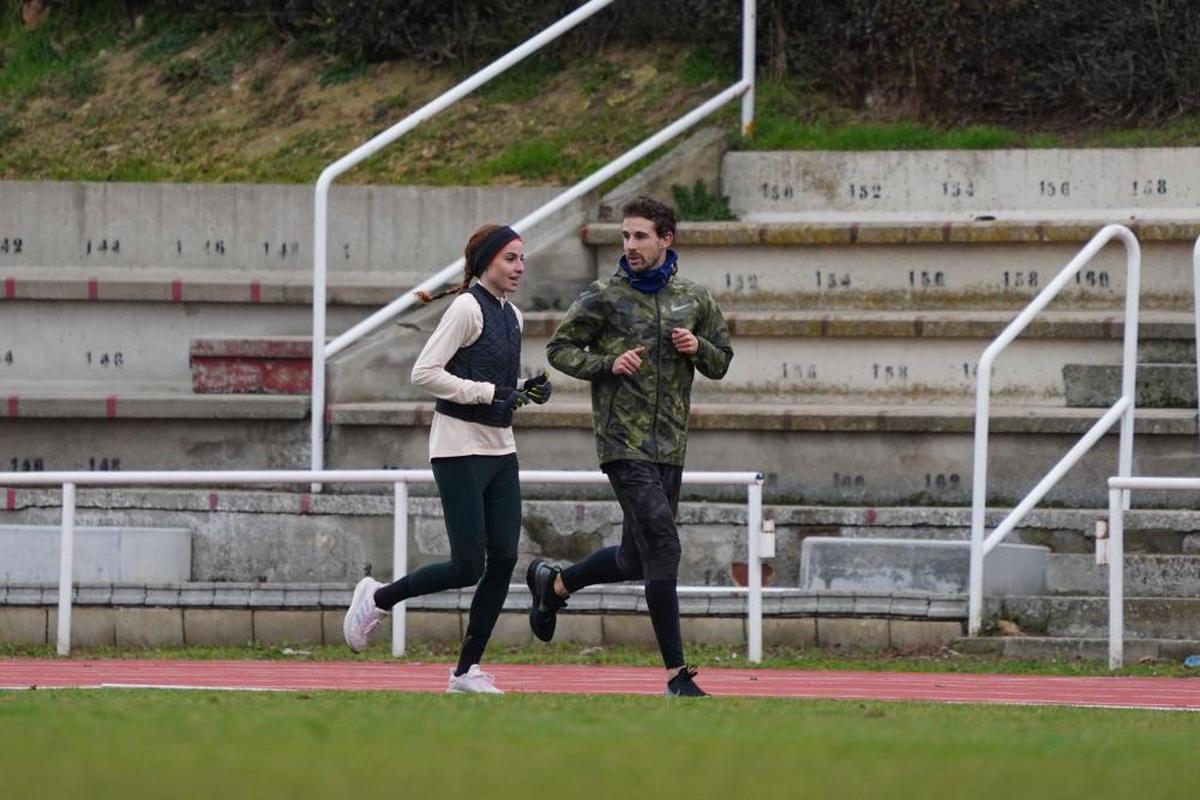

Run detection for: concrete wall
[[723, 148, 1200, 221], [0, 181, 583, 275]]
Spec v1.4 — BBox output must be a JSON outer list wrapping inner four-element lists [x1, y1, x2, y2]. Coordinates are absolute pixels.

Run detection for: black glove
[[521, 372, 553, 404], [490, 385, 527, 413]]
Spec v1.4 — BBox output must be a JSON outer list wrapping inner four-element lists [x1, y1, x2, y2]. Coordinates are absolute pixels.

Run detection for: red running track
[[1, 660, 1197, 710]]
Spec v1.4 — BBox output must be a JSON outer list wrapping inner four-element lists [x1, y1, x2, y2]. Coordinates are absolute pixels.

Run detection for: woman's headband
[[469, 226, 521, 277]]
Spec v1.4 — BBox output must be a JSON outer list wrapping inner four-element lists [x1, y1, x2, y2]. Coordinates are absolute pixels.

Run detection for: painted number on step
[[85, 351, 124, 367], [942, 180, 975, 198], [925, 473, 962, 491], [724, 273, 760, 291], [88, 457, 121, 471], [1038, 181, 1070, 198], [781, 363, 817, 380], [264, 241, 300, 259], [9, 458, 44, 472], [962, 362, 978, 378], [1075, 270, 1110, 288], [815, 271, 851, 289], [1003, 271, 1038, 288], [871, 364, 909, 381], [0, 237, 23, 254], [909, 270, 945, 288], [85, 238, 120, 255], [848, 183, 883, 201], [833, 473, 866, 491], [760, 183, 795, 201], [1, 350, 12, 365], [1131, 178, 1168, 196]]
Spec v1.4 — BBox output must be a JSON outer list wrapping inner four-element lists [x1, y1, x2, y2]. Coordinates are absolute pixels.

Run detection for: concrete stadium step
[[1, 181, 579, 277], [954, 635, 1200, 662], [721, 148, 1200, 223], [0, 392, 307, 473], [521, 309, 1194, 405], [327, 400, 1200, 507], [1064, 363, 1198, 408], [190, 336, 312, 394], [582, 220, 1200, 310], [991, 595, 1200, 640], [1047, 554, 1200, 597], [0, 273, 380, 389]]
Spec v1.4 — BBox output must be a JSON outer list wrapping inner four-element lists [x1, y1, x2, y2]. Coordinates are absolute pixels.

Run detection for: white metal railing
[[0, 469, 768, 660], [1193, 236, 1200, 442], [1105, 476, 1198, 669], [968, 224, 1141, 634], [309, 0, 758, 479]]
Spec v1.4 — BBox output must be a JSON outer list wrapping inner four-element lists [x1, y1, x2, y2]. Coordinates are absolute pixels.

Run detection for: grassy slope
[[5, 10, 1200, 187], [1, 690, 1197, 800]]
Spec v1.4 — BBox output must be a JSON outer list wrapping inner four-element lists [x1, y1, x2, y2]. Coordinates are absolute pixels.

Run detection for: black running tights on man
[[372, 453, 521, 675], [560, 459, 686, 670]]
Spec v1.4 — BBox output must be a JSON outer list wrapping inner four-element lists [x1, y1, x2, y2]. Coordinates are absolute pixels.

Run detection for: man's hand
[[611, 345, 647, 375], [671, 327, 699, 355]]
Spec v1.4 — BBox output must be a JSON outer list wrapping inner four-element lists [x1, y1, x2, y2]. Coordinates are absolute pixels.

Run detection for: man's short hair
[[622, 195, 676, 239]]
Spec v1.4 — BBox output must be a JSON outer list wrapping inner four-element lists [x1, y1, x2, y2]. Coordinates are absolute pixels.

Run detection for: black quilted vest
[[435, 283, 522, 428]]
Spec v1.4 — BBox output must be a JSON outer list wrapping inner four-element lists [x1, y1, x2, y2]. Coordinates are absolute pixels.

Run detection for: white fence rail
[[969, 224, 1141, 634], [309, 0, 758, 479], [0, 469, 767, 660], [1106, 476, 1200, 669]]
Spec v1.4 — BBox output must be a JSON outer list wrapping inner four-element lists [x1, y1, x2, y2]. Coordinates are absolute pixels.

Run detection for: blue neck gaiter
[[619, 249, 678, 294]]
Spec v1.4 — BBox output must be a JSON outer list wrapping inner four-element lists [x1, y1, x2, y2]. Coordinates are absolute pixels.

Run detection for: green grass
[[0, 689, 1196, 800]]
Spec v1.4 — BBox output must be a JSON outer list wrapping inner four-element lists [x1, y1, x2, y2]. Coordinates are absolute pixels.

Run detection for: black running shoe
[[526, 558, 566, 642], [666, 666, 709, 697]]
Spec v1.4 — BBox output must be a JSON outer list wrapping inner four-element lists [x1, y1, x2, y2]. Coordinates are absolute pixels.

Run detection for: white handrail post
[[741, 0, 757, 136], [308, 0, 618, 478], [1107, 485, 1125, 669], [1192, 237, 1200, 452], [1117, 231, 1141, 512], [968, 351, 994, 635], [56, 482, 76, 657], [391, 480, 409, 658], [746, 480, 764, 663], [310, 172, 332, 491]]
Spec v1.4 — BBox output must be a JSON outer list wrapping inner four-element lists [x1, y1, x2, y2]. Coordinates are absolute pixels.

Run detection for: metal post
[[968, 355, 992, 635], [391, 481, 409, 658], [56, 482, 76, 657], [741, 0, 757, 137], [1194, 236, 1200, 453], [1117, 233, 1141, 512], [747, 481, 763, 663], [1107, 486, 1125, 670]]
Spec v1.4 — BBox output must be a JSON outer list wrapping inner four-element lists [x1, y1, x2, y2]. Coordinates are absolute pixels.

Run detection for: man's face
[[621, 216, 672, 273]]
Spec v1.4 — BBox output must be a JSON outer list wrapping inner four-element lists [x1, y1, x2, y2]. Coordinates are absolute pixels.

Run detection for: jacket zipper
[[651, 289, 663, 461]]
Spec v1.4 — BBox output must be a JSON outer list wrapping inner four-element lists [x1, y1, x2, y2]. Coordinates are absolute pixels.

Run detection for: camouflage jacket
[[546, 265, 733, 466]]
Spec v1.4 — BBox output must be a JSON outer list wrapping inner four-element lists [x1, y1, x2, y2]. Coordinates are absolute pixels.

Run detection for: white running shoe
[[342, 576, 387, 653], [446, 664, 504, 695]]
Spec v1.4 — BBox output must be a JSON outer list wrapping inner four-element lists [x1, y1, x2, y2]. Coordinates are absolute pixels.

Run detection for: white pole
[[1118, 233, 1141, 512], [323, 80, 751, 362], [968, 353, 992, 635], [1194, 237, 1200, 453], [1107, 486, 1125, 669], [56, 482, 76, 657], [309, 173, 330, 489], [747, 481, 763, 663], [392, 481, 409, 658], [741, 0, 757, 137]]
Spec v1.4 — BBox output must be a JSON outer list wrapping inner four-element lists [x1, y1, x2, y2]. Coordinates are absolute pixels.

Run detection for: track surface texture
[[2, 660, 1198, 710]]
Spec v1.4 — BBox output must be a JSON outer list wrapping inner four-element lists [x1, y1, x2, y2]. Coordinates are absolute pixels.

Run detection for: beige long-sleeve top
[[410, 290, 524, 460]]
